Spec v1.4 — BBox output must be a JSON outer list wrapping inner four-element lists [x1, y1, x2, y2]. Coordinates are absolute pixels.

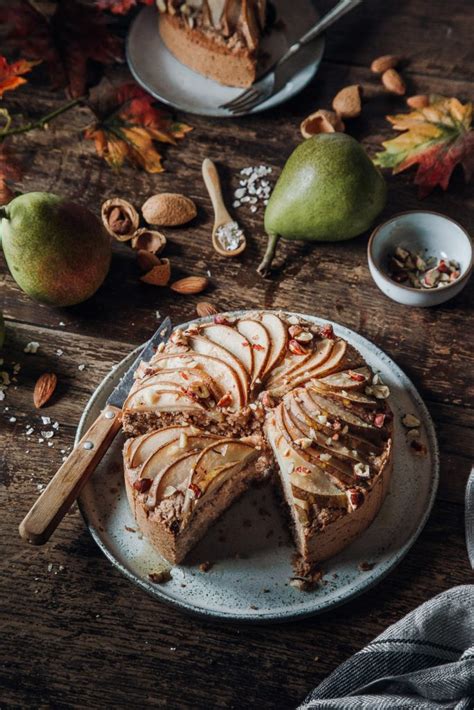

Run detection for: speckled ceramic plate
[[77, 312, 439, 623], [126, 2, 325, 117]]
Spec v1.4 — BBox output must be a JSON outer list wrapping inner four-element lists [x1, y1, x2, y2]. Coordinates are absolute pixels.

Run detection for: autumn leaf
[[95, 0, 153, 13], [0, 141, 22, 204], [374, 95, 474, 197], [0, 0, 122, 97], [84, 82, 192, 172], [0, 55, 39, 99]]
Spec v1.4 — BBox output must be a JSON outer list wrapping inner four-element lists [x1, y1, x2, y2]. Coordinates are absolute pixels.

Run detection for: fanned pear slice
[[147, 450, 202, 509], [270, 340, 347, 395], [190, 439, 258, 496], [129, 425, 203, 468], [267, 410, 344, 499], [187, 334, 249, 403], [237, 319, 270, 384], [131, 367, 220, 399], [139, 433, 219, 482], [318, 366, 371, 391], [268, 339, 334, 388], [310, 379, 377, 406], [199, 324, 253, 374], [146, 352, 243, 410], [260, 312, 288, 375], [306, 387, 376, 430], [124, 387, 206, 413]]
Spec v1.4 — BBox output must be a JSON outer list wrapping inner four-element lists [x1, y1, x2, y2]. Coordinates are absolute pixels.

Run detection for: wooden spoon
[[202, 158, 246, 257]]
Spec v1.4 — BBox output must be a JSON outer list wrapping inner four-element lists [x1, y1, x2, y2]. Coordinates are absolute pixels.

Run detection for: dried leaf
[[0, 142, 22, 205], [0, 0, 122, 97], [0, 55, 39, 98], [374, 95, 474, 197], [85, 82, 192, 172], [95, 0, 153, 13]]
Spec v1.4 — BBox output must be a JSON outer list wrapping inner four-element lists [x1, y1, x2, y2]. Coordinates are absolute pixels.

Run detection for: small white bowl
[[368, 211, 473, 307]]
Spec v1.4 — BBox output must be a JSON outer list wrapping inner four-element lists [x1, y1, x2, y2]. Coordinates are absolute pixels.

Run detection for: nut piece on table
[[381, 68, 406, 95], [34, 372, 57, 408], [101, 198, 139, 242], [332, 85, 362, 119], [370, 54, 400, 74], [170, 276, 209, 295], [406, 94, 429, 109], [140, 258, 171, 286], [142, 193, 197, 227], [300, 109, 345, 138], [196, 301, 219, 317]]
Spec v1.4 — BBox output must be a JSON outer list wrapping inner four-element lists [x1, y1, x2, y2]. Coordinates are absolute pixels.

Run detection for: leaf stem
[[0, 96, 86, 138]]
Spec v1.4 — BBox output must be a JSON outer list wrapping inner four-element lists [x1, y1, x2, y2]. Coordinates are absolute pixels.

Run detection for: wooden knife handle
[[19, 405, 122, 545]]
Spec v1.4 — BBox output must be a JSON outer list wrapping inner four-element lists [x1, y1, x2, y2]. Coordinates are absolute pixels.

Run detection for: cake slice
[[157, 0, 268, 88], [124, 426, 269, 563]]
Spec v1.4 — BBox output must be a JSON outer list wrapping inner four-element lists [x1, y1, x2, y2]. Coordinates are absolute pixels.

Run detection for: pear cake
[[123, 312, 393, 568], [157, 1, 268, 88]]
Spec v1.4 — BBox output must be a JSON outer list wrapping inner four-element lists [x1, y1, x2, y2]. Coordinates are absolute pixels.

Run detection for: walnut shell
[[131, 228, 166, 254], [300, 109, 345, 138], [101, 198, 139, 242], [142, 193, 197, 227]]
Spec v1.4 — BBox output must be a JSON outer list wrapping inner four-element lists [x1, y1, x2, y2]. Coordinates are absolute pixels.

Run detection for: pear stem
[[257, 233, 281, 278], [0, 97, 85, 138]]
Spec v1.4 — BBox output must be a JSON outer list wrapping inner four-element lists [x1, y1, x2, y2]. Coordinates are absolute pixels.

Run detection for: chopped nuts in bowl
[[368, 211, 473, 307]]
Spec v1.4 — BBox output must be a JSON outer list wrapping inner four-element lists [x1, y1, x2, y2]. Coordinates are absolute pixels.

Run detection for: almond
[[332, 85, 362, 119], [406, 94, 429, 109], [101, 198, 139, 241], [381, 68, 406, 95], [34, 372, 57, 408], [300, 109, 345, 138], [170, 276, 208, 295], [140, 258, 171, 286], [141, 193, 197, 227], [196, 301, 218, 317], [370, 54, 400, 74]]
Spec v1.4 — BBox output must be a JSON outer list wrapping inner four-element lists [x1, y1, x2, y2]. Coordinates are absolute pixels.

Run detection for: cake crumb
[[199, 561, 213, 572], [358, 561, 375, 572], [148, 568, 172, 584]]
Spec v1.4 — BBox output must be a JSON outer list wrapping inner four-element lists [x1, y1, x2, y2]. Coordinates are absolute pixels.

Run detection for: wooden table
[[1, 1, 473, 707]]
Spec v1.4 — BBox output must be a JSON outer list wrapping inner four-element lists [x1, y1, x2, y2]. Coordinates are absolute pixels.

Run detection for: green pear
[[259, 133, 387, 275], [0, 192, 111, 307]]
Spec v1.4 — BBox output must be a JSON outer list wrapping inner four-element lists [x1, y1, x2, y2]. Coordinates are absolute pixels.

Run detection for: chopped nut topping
[[402, 413, 421, 428]]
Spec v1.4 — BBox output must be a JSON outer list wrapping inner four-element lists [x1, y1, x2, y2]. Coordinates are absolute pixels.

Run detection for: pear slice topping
[[200, 323, 253, 374], [237, 319, 270, 385]]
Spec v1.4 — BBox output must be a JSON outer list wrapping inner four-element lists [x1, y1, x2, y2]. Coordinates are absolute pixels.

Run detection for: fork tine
[[228, 92, 263, 114], [220, 87, 257, 111], [226, 90, 261, 113]]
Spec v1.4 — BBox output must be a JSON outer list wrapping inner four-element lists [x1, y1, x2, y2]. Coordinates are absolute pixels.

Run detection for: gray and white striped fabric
[[299, 585, 474, 709], [466, 466, 474, 569]]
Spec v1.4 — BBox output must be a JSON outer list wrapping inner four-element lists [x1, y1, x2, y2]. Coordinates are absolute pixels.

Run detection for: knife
[[19, 317, 172, 545], [465, 464, 474, 569]]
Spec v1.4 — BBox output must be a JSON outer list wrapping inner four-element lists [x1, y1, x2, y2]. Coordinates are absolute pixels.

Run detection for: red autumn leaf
[[0, 0, 123, 98], [0, 142, 22, 205], [95, 0, 153, 13], [0, 55, 39, 98], [84, 82, 192, 172]]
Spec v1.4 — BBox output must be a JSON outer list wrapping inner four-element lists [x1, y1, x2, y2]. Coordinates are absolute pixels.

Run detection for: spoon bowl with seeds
[[202, 159, 247, 258]]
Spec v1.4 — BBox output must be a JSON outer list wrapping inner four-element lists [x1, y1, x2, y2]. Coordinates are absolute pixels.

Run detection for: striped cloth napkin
[[299, 468, 474, 709]]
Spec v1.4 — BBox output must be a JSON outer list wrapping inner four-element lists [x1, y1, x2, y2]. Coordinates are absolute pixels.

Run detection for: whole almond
[[170, 276, 208, 295], [332, 85, 362, 119], [300, 109, 345, 138], [406, 94, 429, 109], [370, 54, 400, 74], [140, 258, 171, 286], [34, 372, 57, 408], [141, 193, 197, 227], [196, 301, 218, 317], [381, 68, 406, 95]]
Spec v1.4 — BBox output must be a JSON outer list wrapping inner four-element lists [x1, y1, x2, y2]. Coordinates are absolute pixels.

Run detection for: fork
[[220, 0, 363, 115]]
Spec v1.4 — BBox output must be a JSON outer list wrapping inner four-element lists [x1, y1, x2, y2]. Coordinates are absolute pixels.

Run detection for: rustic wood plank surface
[[1, 0, 473, 707]]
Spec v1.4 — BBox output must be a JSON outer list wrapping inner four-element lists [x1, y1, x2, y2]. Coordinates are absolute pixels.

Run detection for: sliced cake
[[122, 311, 393, 569], [157, 0, 268, 88]]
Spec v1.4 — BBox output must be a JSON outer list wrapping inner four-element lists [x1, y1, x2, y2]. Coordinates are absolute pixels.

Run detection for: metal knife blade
[[465, 464, 474, 569], [106, 317, 172, 409]]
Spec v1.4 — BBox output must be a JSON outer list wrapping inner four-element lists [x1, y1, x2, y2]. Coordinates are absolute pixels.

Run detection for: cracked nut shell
[[101, 198, 139, 242]]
